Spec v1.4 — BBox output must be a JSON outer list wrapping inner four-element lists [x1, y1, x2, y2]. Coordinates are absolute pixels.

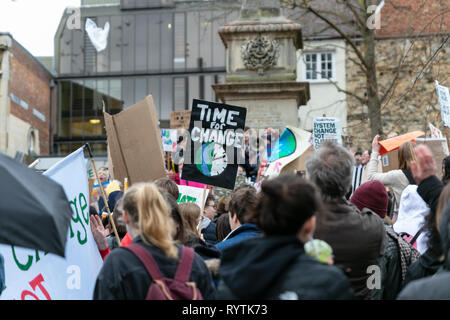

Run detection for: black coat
[[93, 236, 216, 300], [397, 202, 450, 299], [372, 224, 403, 300], [417, 175, 444, 215], [215, 235, 354, 300], [201, 220, 217, 245]]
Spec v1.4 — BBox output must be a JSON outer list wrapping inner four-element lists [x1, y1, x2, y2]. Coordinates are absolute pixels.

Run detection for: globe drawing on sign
[[195, 142, 228, 177]]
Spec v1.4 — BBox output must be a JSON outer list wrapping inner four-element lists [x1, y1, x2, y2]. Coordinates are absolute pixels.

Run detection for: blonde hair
[[179, 202, 202, 237], [398, 141, 415, 171], [122, 183, 178, 260]]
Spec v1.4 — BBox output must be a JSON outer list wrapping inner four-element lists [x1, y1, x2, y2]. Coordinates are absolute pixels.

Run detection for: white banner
[[313, 117, 343, 150], [0, 147, 103, 300], [436, 81, 450, 128], [177, 185, 209, 209]]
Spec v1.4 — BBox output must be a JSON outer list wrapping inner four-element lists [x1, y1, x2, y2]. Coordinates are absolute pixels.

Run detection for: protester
[[154, 177, 180, 201], [350, 150, 366, 197], [105, 197, 127, 251], [216, 175, 354, 299], [93, 183, 215, 300], [442, 155, 450, 186], [350, 180, 420, 300], [214, 167, 248, 200], [215, 186, 261, 252], [179, 203, 220, 261], [401, 145, 446, 287], [161, 192, 186, 244], [214, 196, 230, 222], [398, 145, 450, 300], [215, 213, 232, 243], [200, 194, 217, 245], [367, 135, 415, 220], [306, 141, 386, 300]]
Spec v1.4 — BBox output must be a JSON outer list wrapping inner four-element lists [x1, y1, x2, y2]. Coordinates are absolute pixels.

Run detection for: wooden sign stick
[[85, 143, 122, 247]]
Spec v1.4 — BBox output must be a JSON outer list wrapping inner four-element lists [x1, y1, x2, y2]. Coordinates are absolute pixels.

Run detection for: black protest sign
[[181, 99, 247, 189]]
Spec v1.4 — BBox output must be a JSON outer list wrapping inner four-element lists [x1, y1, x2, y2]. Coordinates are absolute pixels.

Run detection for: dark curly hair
[[247, 174, 322, 236]]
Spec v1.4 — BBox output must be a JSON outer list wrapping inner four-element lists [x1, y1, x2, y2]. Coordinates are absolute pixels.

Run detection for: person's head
[[247, 174, 321, 242], [106, 197, 127, 238], [442, 156, 450, 185], [161, 191, 186, 243], [122, 183, 178, 259], [354, 151, 362, 166], [98, 167, 109, 183], [216, 213, 232, 242], [305, 141, 355, 199], [154, 177, 179, 200], [398, 141, 415, 171], [361, 150, 371, 165], [179, 202, 202, 237], [350, 180, 388, 218], [204, 194, 216, 221], [228, 186, 258, 231], [216, 196, 230, 216]]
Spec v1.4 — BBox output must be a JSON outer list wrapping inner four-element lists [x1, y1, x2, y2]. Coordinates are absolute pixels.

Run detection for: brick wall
[[346, 36, 450, 150], [376, 0, 450, 38], [8, 40, 53, 155]]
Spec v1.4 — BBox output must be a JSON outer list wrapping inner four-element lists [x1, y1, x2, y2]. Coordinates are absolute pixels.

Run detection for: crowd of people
[[79, 130, 450, 300]]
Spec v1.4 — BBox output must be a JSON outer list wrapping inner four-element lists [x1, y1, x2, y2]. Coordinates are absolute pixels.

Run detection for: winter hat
[[350, 180, 388, 218]]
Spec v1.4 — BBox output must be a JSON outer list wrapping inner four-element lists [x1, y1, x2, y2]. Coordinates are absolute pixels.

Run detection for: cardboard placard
[[181, 99, 247, 190], [170, 110, 191, 129], [263, 126, 312, 178], [381, 138, 449, 179], [313, 117, 342, 150], [415, 138, 449, 180], [378, 131, 424, 155], [104, 95, 166, 186]]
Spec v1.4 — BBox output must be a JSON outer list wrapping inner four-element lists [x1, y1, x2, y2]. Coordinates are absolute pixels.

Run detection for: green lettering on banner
[[69, 193, 88, 246], [177, 194, 198, 204], [11, 246, 49, 271]]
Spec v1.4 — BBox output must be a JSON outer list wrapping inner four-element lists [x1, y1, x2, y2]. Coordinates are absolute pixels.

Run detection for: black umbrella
[[0, 152, 73, 257]]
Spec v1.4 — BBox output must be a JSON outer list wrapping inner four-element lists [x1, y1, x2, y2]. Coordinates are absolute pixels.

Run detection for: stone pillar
[[212, 0, 309, 130]]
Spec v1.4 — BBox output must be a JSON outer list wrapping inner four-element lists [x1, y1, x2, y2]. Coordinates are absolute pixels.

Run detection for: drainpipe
[[0, 35, 12, 154]]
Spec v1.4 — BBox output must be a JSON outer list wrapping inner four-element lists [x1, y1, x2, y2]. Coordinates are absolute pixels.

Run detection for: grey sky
[[0, 0, 81, 57]]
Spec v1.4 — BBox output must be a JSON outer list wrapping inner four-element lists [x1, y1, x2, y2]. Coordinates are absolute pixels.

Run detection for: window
[[303, 52, 335, 81]]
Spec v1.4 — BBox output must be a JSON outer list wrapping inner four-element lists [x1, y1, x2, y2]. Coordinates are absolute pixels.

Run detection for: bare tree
[[282, 0, 449, 141]]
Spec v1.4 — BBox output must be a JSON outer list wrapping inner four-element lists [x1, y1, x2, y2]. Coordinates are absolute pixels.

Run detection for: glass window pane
[[186, 11, 200, 68], [160, 77, 173, 120], [174, 13, 186, 69], [123, 15, 135, 72], [110, 15, 122, 72], [161, 13, 174, 70], [148, 12, 161, 71], [72, 81, 84, 136], [96, 16, 110, 73], [312, 54, 317, 62], [148, 78, 161, 115], [135, 14, 148, 71], [135, 77, 148, 102]]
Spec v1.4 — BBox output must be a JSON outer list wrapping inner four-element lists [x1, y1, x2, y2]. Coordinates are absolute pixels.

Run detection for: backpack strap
[[122, 243, 164, 281], [410, 226, 425, 245], [174, 246, 195, 283]]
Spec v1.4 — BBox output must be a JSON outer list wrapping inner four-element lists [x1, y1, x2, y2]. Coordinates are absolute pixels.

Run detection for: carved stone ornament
[[241, 37, 280, 75]]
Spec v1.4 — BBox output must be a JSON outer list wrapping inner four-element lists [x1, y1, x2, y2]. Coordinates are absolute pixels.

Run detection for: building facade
[[53, 0, 241, 156], [0, 33, 55, 159]]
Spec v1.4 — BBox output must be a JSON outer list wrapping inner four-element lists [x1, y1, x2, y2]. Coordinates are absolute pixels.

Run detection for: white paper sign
[[161, 129, 178, 153], [429, 122, 444, 139], [177, 185, 209, 209], [436, 81, 450, 128], [313, 117, 343, 150], [0, 147, 103, 300]]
